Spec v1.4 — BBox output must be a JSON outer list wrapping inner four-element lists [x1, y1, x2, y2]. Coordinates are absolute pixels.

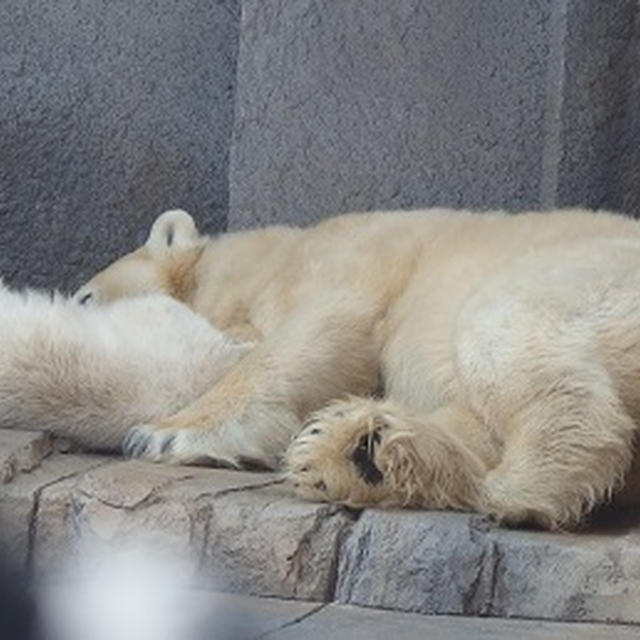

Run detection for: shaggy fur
[[0, 283, 251, 451], [73, 208, 640, 529]]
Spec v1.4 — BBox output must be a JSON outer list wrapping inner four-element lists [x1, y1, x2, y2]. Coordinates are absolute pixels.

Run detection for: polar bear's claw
[[122, 424, 173, 460], [122, 426, 152, 458]]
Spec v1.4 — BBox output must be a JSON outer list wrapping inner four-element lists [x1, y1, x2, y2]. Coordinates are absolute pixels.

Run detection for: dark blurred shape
[[0, 559, 42, 640]]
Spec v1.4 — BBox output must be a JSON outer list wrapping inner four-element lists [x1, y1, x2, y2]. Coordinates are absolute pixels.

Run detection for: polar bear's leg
[[286, 398, 498, 510], [479, 367, 635, 530], [286, 368, 635, 528], [122, 294, 381, 469]]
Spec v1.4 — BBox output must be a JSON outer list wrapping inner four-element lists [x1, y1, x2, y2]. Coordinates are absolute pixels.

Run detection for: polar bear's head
[[75, 210, 205, 305]]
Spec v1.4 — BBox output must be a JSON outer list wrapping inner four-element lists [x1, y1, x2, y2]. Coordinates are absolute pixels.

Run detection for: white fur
[[74, 208, 640, 528], [0, 282, 251, 451]]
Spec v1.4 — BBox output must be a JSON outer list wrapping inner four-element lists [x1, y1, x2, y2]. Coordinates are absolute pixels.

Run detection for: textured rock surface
[[489, 524, 640, 623], [336, 511, 495, 615], [32, 459, 354, 601], [2, 447, 640, 624], [32, 461, 277, 575], [335, 509, 640, 624], [202, 485, 354, 599], [0, 429, 52, 484], [0, 452, 107, 563], [0, 0, 239, 291]]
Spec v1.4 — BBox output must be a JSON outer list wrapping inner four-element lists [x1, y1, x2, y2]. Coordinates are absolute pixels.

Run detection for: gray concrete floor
[[211, 594, 640, 640]]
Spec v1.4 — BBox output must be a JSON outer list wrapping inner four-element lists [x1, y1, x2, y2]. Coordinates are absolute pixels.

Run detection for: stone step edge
[[3, 448, 640, 627]]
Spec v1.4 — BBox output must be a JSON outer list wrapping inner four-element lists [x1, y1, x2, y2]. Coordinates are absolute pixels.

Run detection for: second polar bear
[[0, 283, 251, 451]]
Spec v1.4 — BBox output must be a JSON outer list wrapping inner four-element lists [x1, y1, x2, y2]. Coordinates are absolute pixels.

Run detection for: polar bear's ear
[[146, 209, 201, 253]]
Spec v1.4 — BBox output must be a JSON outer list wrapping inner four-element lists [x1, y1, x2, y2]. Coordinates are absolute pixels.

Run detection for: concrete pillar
[[229, 0, 640, 229]]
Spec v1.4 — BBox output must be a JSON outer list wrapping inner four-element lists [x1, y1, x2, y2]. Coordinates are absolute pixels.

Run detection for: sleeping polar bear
[[0, 284, 251, 450], [75, 207, 640, 529]]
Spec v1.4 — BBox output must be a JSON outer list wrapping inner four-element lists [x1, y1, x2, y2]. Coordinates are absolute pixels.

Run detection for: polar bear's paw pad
[[285, 399, 396, 508]]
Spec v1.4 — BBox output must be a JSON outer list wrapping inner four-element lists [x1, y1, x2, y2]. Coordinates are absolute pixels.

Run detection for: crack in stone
[[63, 467, 283, 520], [332, 508, 367, 602], [464, 516, 497, 616], [252, 602, 328, 640], [213, 477, 286, 498], [196, 503, 213, 569], [75, 485, 169, 512], [283, 509, 326, 593], [325, 507, 360, 602], [66, 474, 284, 552], [192, 478, 287, 581], [74, 469, 229, 511], [189, 477, 286, 507], [281, 504, 359, 601], [25, 459, 111, 575], [283, 505, 343, 597], [487, 540, 503, 617]]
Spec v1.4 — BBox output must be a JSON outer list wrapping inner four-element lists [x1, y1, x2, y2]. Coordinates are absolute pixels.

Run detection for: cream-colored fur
[[0, 282, 251, 450], [76, 207, 640, 528]]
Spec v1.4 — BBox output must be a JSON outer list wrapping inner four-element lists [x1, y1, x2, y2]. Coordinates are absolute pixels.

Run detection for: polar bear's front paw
[[122, 423, 239, 467], [285, 398, 401, 508]]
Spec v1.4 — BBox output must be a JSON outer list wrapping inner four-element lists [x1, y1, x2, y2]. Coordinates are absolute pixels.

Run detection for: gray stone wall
[[1, 1, 639, 287], [552, 0, 640, 214], [230, 0, 554, 227], [0, 0, 239, 291], [229, 0, 640, 229]]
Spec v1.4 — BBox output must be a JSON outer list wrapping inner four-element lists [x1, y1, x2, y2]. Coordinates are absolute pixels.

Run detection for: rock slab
[[3, 446, 640, 625], [336, 509, 640, 624]]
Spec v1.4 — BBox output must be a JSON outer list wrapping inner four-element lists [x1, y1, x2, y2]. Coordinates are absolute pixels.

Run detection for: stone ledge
[[2, 440, 640, 625], [31, 457, 355, 602]]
